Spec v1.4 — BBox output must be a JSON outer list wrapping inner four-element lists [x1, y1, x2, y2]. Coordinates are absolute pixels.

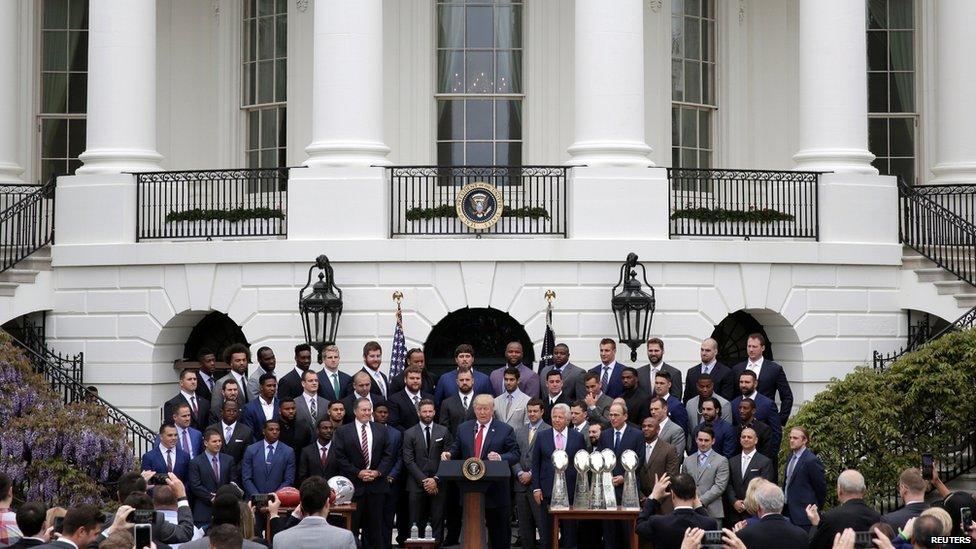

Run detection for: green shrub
[[165, 207, 284, 223], [670, 207, 795, 223]]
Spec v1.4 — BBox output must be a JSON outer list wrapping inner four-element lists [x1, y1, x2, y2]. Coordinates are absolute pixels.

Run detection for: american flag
[[538, 298, 555, 372], [389, 306, 407, 378]]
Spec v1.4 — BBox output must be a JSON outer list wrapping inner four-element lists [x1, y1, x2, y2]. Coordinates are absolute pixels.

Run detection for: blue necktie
[[614, 430, 621, 450], [266, 444, 275, 464]]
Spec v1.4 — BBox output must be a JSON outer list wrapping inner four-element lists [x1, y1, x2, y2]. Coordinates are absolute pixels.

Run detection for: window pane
[[495, 100, 521, 141], [258, 16, 274, 60], [685, 17, 700, 60], [260, 108, 277, 149], [466, 6, 494, 48], [671, 16, 683, 57], [465, 99, 493, 140], [43, 32, 67, 71], [258, 0, 274, 17], [872, 158, 888, 175], [889, 73, 913, 112], [257, 60, 274, 103], [698, 110, 710, 148], [261, 149, 276, 168], [495, 6, 521, 49], [699, 150, 711, 169], [438, 50, 465, 93], [42, 73, 68, 114], [248, 110, 260, 150], [67, 73, 86, 113], [438, 5, 464, 48], [276, 0, 287, 15], [247, 151, 259, 169], [68, 1, 88, 29], [889, 0, 913, 29], [702, 63, 712, 104], [672, 148, 680, 169], [465, 142, 493, 165], [42, 119, 68, 159], [868, 73, 888, 112], [889, 117, 914, 157], [44, 0, 69, 29], [684, 60, 701, 104], [685, 0, 699, 16], [437, 142, 464, 167], [888, 31, 913, 71], [867, 31, 887, 71], [869, 118, 888, 157], [681, 108, 697, 148], [495, 141, 521, 166], [671, 59, 684, 101], [701, 20, 711, 62], [275, 15, 287, 58], [68, 119, 86, 159], [465, 51, 493, 93], [275, 59, 287, 102], [69, 31, 88, 72], [671, 106, 680, 144], [496, 51, 521, 93], [890, 158, 914, 184], [681, 147, 696, 168], [437, 100, 463, 141], [244, 63, 256, 105]]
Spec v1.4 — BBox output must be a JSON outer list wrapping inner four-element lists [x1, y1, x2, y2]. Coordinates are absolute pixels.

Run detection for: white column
[[305, 0, 389, 167], [793, 0, 877, 174], [931, 0, 976, 184], [566, 0, 652, 167], [77, 0, 161, 175], [0, 0, 24, 181]]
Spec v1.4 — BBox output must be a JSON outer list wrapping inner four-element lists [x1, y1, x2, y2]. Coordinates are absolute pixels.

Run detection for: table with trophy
[[546, 448, 642, 549]]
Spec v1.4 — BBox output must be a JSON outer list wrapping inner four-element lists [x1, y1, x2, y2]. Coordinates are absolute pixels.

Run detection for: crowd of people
[[0, 333, 973, 549]]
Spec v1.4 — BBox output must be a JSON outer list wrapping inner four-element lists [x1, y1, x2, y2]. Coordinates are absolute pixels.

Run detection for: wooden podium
[[437, 459, 511, 549]]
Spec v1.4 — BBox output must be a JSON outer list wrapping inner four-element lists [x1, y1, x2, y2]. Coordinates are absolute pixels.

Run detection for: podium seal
[[461, 457, 487, 481], [456, 182, 504, 230]]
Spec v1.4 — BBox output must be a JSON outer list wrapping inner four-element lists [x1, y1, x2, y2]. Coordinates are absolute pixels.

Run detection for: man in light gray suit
[[271, 476, 357, 549], [402, 399, 453, 545], [581, 372, 612, 428], [513, 399, 549, 549], [685, 373, 732, 431], [636, 338, 683, 400], [681, 425, 730, 520], [538, 343, 586, 400], [294, 370, 330, 436], [651, 396, 687, 456], [494, 366, 531, 429]]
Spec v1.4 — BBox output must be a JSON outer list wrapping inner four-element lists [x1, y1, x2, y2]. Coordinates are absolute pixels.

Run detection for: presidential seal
[[461, 457, 487, 481], [456, 181, 504, 230]]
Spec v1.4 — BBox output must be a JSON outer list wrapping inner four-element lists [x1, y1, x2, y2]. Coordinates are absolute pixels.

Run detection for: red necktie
[[320, 445, 329, 467], [473, 424, 485, 458], [360, 424, 370, 464], [166, 449, 174, 472]]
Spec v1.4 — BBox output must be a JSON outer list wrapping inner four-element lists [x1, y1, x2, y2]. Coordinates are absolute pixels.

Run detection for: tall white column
[[305, 0, 389, 167], [793, 0, 877, 174], [0, 0, 24, 181], [566, 0, 652, 167], [77, 0, 161, 175], [931, 0, 976, 184]]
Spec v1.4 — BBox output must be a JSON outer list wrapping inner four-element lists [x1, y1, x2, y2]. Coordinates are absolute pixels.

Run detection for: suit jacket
[[494, 389, 531, 429], [271, 515, 357, 549], [622, 386, 652, 425], [538, 362, 587, 401], [212, 372, 248, 414], [663, 394, 690, 435], [340, 392, 387, 424], [387, 389, 434, 431], [725, 451, 776, 510], [389, 369, 436, 396], [357, 367, 390, 398], [732, 360, 794, 424], [734, 419, 776, 464], [293, 393, 330, 435], [188, 451, 235, 523], [685, 394, 733, 430], [277, 368, 308, 403], [681, 450, 730, 518], [512, 422, 550, 493], [732, 393, 783, 449], [541, 391, 571, 424], [433, 368, 495, 406], [737, 514, 809, 549], [241, 397, 280, 437], [659, 418, 686, 455], [881, 501, 929, 530], [332, 421, 396, 496], [598, 424, 646, 498], [209, 421, 252, 466], [241, 439, 296, 498], [447, 419, 519, 509], [588, 362, 626, 398], [195, 372, 215, 402], [438, 393, 476, 439], [316, 368, 352, 403], [809, 499, 882, 549], [154, 427, 203, 458], [402, 422, 453, 492], [636, 362, 683, 400], [571, 421, 592, 451], [489, 364, 541, 399], [531, 427, 587, 502], [585, 393, 613, 428], [689, 419, 736, 457], [638, 438, 681, 499], [246, 367, 277, 402], [141, 446, 191, 483], [635, 499, 717, 546], [297, 440, 339, 486], [683, 362, 735, 402], [783, 449, 826, 527], [385, 424, 403, 481], [164, 393, 211, 432]]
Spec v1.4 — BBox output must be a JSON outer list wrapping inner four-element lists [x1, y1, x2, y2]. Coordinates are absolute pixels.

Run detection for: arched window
[[182, 311, 250, 363], [423, 307, 533, 377], [709, 310, 772, 367]]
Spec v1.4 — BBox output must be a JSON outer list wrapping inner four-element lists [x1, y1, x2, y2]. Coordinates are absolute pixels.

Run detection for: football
[[275, 486, 300, 507]]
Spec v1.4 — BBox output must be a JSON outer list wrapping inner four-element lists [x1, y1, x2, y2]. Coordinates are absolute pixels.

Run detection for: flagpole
[[539, 289, 556, 373]]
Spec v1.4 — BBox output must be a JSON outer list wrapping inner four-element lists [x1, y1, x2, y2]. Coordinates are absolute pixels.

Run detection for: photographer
[[7, 503, 52, 549]]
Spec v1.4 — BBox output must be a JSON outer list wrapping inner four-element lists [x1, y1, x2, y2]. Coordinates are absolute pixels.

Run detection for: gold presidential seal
[[456, 181, 504, 230], [461, 457, 487, 481]]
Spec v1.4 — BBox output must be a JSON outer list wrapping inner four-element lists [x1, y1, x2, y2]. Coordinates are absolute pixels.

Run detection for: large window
[[671, 0, 715, 172], [867, 0, 916, 184], [242, 0, 287, 170], [38, 0, 88, 183], [436, 0, 523, 167]]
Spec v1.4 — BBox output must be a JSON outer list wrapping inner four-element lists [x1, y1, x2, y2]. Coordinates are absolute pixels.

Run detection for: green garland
[[165, 207, 284, 223], [670, 207, 794, 223], [405, 204, 550, 221]]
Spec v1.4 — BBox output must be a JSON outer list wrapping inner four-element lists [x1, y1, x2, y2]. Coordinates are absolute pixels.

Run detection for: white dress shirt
[[645, 438, 657, 462], [259, 396, 275, 420], [740, 449, 755, 478], [700, 360, 717, 375], [747, 356, 764, 378]]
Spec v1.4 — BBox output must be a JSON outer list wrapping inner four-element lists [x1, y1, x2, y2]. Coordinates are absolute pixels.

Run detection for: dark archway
[[710, 310, 773, 367], [423, 307, 534, 377], [182, 311, 249, 363]]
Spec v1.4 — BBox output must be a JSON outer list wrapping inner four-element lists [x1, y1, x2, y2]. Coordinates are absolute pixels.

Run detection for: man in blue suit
[[433, 344, 494, 406], [532, 403, 586, 549], [732, 333, 794, 425], [241, 419, 296, 499], [782, 426, 825, 531], [142, 423, 191, 484], [689, 397, 736, 457], [653, 370, 690, 434], [588, 338, 625, 399], [169, 403, 203, 457], [731, 370, 783, 452], [187, 428, 235, 527], [315, 344, 351, 403], [242, 373, 280, 438], [441, 393, 519, 549], [598, 402, 645, 548]]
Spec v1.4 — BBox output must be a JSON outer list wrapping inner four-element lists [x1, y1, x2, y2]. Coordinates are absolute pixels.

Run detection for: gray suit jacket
[[585, 394, 613, 428], [494, 389, 531, 429], [512, 422, 550, 492], [685, 394, 732, 432], [572, 421, 592, 451], [402, 421, 453, 492], [294, 393, 330, 434], [246, 368, 277, 402], [210, 372, 248, 420], [681, 451, 730, 519], [659, 418, 687, 457], [637, 362, 683, 400], [271, 515, 357, 549], [538, 362, 586, 400], [179, 538, 266, 549]]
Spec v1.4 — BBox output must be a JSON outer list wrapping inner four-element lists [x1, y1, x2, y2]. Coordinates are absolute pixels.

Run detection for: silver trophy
[[550, 450, 570, 510], [588, 451, 605, 510], [600, 448, 618, 508], [620, 449, 640, 509], [573, 450, 590, 509]]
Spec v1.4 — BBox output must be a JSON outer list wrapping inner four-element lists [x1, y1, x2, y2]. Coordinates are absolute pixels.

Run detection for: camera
[[149, 473, 169, 486], [53, 517, 64, 534], [252, 494, 270, 506], [921, 453, 934, 481], [853, 531, 875, 548], [701, 530, 724, 546], [134, 523, 152, 549], [126, 509, 156, 524]]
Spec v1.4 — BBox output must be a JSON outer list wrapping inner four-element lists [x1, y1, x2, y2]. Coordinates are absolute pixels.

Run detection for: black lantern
[[299, 255, 343, 351], [611, 252, 656, 362]]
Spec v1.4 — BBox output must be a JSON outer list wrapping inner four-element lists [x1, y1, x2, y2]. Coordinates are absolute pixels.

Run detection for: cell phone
[[252, 493, 270, 506], [701, 530, 724, 546], [854, 531, 875, 548], [53, 517, 64, 534], [126, 509, 155, 524], [134, 523, 152, 549], [921, 453, 934, 481], [150, 473, 169, 486], [962, 507, 972, 530]]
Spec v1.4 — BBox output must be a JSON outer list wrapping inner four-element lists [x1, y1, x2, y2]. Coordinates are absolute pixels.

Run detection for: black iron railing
[[0, 178, 55, 273], [667, 168, 820, 240], [135, 168, 292, 241], [389, 166, 568, 237], [912, 184, 976, 230], [873, 306, 976, 371], [899, 179, 976, 282]]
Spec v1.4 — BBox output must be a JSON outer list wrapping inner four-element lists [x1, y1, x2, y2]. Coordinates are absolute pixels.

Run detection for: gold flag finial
[[545, 289, 556, 303]]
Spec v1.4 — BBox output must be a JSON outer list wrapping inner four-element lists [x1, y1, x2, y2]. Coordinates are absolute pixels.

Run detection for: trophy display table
[[548, 507, 640, 549]]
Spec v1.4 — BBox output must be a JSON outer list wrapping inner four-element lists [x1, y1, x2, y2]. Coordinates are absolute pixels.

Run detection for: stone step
[[955, 294, 976, 308], [0, 268, 39, 284], [902, 254, 932, 270], [932, 280, 973, 295], [0, 282, 18, 297], [914, 267, 958, 283]]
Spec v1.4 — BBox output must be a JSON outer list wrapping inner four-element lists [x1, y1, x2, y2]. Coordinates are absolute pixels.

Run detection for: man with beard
[[489, 341, 540, 398], [246, 347, 277, 402], [538, 343, 586, 400], [636, 338, 682, 399], [276, 399, 312, 455], [731, 370, 782, 452], [208, 399, 252, 469], [621, 366, 652, 425], [276, 344, 314, 402]]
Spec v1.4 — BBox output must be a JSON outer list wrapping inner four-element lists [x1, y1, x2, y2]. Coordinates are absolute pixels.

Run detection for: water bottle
[[424, 524, 433, 539], [410, 523, 419, 539]]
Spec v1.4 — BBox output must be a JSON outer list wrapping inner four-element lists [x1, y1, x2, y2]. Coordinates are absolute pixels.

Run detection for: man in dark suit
[[241, 419, 296, 499], [316, 344, 352, 403], [638, 417, 680, 511], [6, 502, 48, 549], [208, 399, 252, 468], [636, 337, 683, 399], [881, 468, 929, 530], [532, 403, 586, 549], [194, 347, 218, 403], [541, 369, 572, 424], [653, 371, 690, 436], [725, 426, 775, 526], [389, 348, 436, 395], [513, 400, 549, 549], [433, 344, 495, 406], [806, 469, 881, 549], [732, 333, 793, 425], [142, 424, 191, 483], [732, 371, 783, 452], [33, 505, 103, 549], [683, 338, 734, 402], [782, 426, 826, 531], [341, 371, 387, 423], [276, 343, 314, 403], [539, 343, 587, 401], [621, 367, 652, 425], [295, 418, 336, 486], [589, 338, 626, 398], [598, 402, 645, 548], [277, 399, 313, 455], [168, 403, 203, 457], [332, 396, 396, 549], [212, 344, 251, 413], [372, 402, 406, 548], [636, 473, 718, 547], [441, 394, 520, 549], [387, 366, 433, 431], [403, 399, 453, 546], [688, 397, 736, 457], [359, 340, 390, 398], [736, 481, 809, 548], [242, 374, 280, 438], [733, 397, 775, 459], [164, 369, 210, 431], [187, 428, 235, 527]]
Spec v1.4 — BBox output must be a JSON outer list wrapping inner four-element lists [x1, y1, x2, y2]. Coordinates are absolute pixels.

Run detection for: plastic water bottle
[[410, 523, 419, 539], [424, 524, 433, 539]]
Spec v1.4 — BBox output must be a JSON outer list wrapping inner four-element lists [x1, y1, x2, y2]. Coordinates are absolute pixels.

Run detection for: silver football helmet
[[327, 476, 355, 505]]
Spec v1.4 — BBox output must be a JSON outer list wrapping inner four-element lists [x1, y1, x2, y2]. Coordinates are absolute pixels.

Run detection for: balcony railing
[[136, 168, 291, 241], [1, 178, 55, 273], [668, 168, 820, 240], [389, 166, 567, 237]]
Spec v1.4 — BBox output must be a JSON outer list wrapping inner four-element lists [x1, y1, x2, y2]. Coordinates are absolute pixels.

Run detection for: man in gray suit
[[581, 372, 612, 428], [494, 367, 531, 429], [403, 399, 453, 546], [681, 425, 730, 520], [271, 476, 357, 549], [293, 370, 330, 435], [685, 373, 732, 431], [538, 343, 586, 400], [651, 396, 686, 454], [513, 399, 549, 549], [636, 338, 683, 399]]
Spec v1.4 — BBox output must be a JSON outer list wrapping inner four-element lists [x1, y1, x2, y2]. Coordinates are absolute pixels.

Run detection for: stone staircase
[[902, 246, 976, 309], [0, 246, 51, 297]]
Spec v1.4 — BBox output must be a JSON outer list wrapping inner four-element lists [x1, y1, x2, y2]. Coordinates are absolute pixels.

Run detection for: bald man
[[805, 469, 881, 549], [683, 338, 734, 402]]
